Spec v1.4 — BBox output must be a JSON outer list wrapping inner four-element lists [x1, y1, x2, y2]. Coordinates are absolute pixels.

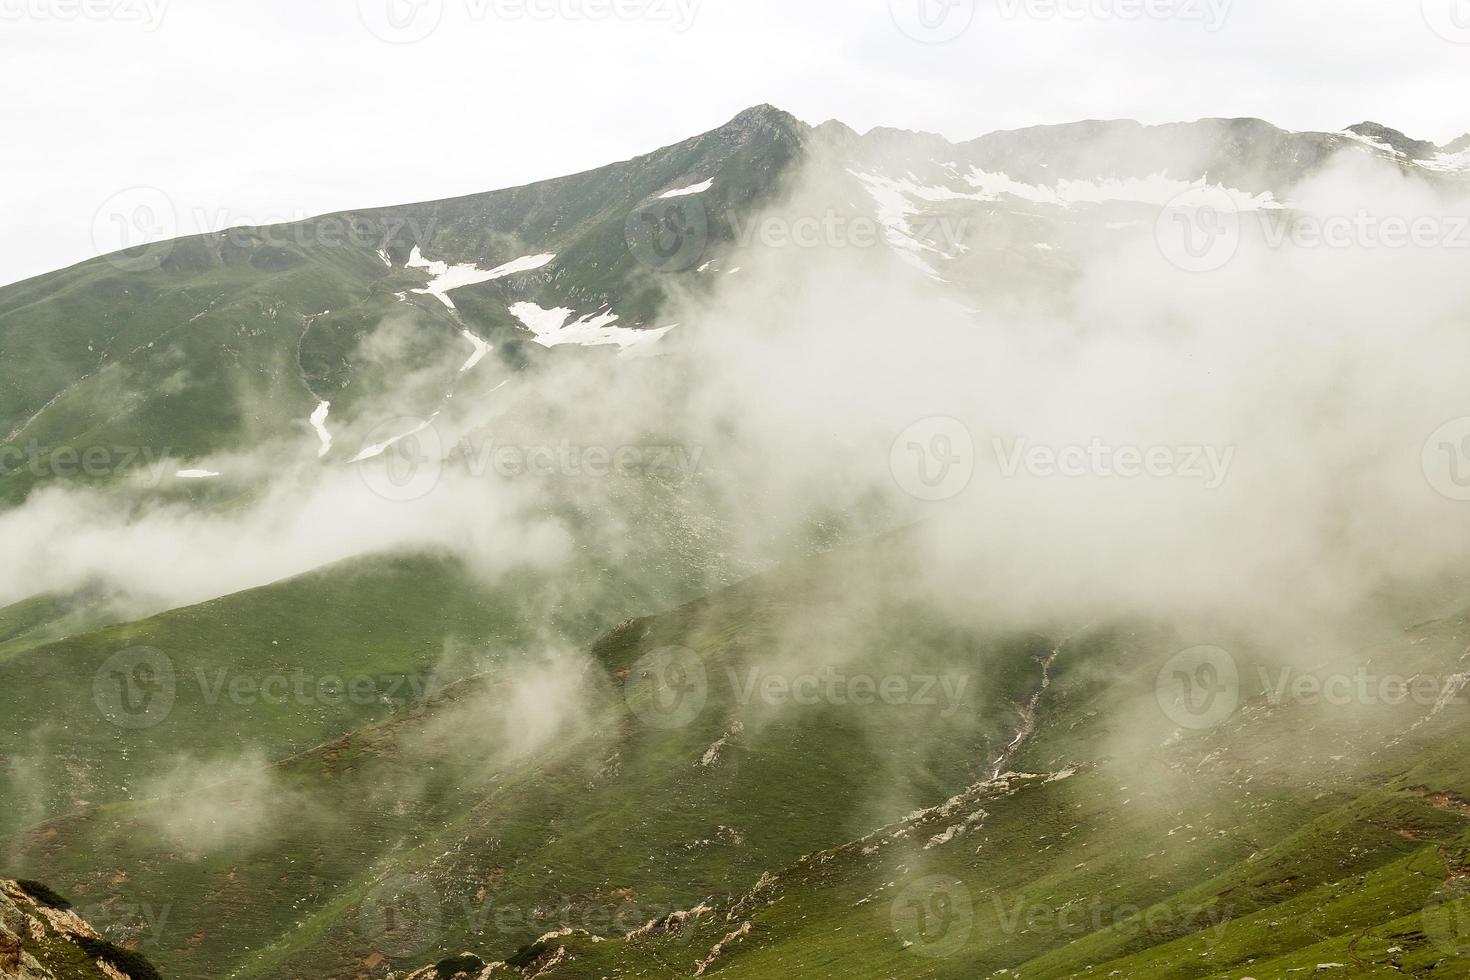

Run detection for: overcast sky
[[2, 0, 1467, 286]]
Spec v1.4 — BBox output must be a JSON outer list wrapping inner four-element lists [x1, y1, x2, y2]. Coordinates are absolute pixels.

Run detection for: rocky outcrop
[[0, 879, 160, 980]]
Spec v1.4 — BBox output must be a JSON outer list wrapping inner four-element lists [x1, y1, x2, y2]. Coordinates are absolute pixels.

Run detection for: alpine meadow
[[6, 2, 1470, 979]]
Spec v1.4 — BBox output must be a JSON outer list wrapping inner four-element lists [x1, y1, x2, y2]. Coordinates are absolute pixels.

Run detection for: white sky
[[2, 0, 1467, 287]]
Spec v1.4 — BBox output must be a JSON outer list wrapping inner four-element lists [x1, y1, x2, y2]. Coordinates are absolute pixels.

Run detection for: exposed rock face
[[0, 879, 160, 980], [1345, 121, 1439, 160]]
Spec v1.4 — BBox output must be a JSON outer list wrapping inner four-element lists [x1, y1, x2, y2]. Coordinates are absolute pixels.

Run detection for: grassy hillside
[[0, 106, 807, 506], [488, 606, 1470, 979], [6, 535, 1060, 979]]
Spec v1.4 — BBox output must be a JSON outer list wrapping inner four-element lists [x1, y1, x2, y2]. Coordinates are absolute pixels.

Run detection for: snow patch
[[351, 414, 438, 463], [508, 302, 676, 353], [1420, 149, 1470, 174], [405, 247, 556, 310], [660, 179, 714, 199], [1340, 130, 1403, 157], [309, 401, 332, 458], [965, 169, 1282, 210], [175, 469, 220, 480], [459, 330, 492, 372]]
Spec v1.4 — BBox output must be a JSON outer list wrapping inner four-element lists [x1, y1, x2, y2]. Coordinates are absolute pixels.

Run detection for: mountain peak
[[723, 103, 807, 134], [1442, 133, 1470, 155], [1345, 121, 1437, 159]]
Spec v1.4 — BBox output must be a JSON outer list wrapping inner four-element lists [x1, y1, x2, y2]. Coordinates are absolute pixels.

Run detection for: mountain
[[4, 107, 1468, 504], [6, 106, 1470, 979]]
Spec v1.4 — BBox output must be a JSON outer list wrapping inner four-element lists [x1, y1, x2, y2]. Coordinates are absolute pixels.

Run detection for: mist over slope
[[5, 106, 1470, 978]]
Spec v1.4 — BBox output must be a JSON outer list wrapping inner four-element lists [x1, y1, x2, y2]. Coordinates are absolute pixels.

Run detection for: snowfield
[[405, 248, 557, 310], [509, 302, 677, 353], [659, 179, 714, 198]]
